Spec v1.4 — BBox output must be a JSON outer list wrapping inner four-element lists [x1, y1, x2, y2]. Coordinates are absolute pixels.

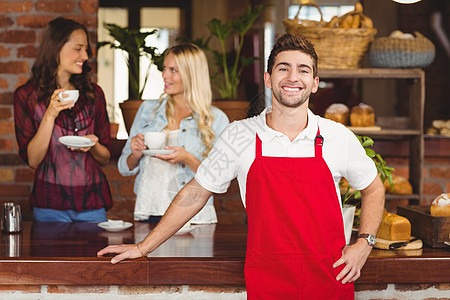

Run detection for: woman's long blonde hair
[[162, 44, 215, 157]]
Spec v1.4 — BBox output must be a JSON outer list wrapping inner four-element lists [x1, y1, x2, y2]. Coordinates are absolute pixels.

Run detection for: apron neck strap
[[314, 127, 323, 158], [255, 134, 262, 158]]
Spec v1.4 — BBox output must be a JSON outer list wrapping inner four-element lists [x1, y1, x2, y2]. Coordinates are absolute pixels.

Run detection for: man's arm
[[333, 174, 385, 284], [97, 179, 212, 264]]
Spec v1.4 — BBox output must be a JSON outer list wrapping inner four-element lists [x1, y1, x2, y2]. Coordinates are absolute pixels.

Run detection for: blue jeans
[[33, 207, 107, 223]]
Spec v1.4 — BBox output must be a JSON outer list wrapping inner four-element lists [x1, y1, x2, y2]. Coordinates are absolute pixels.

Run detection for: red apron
[[245, 130, 354, 299]]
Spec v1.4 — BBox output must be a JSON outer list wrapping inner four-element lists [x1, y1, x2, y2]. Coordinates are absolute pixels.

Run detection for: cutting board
[[374, 236, 423, 250]]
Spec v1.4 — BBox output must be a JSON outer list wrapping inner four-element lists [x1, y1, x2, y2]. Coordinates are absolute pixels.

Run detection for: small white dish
[[98, 221, 133, 232], [444, 241, 450, 247], [142, 149, 174, 156], [59, 136, 95, 149], [175, 226, 195, 235]]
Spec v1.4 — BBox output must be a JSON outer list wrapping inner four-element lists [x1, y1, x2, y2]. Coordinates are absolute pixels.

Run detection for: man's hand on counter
[[97, 244, 144, 264]]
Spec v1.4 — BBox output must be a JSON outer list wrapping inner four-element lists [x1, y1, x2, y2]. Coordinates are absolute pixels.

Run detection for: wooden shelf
[[349, 128, 422, 137], [386, 193, 420, 200], [320, 68, 425, 205], [318, 68, 423, 79]]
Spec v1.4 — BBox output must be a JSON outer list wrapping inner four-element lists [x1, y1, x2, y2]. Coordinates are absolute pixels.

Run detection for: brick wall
[[0, 0, 98, 220], [0, 283, 450, 299], [383, 155, 450, 213]]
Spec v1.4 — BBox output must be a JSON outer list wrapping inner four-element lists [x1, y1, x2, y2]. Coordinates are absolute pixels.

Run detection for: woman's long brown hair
[[30, 17, 95, 105]]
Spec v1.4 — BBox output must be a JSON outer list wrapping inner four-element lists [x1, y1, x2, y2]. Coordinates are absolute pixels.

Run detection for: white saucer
[[59, 136, 95, 149], [175, 226, 195, 235], [98, 221, 133, 232], [444, 241, 450, 247], [142, 149, 174, 156]]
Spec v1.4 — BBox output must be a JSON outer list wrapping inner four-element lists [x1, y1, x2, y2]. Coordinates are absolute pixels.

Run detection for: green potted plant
[[183, 4, 269, 121], [341, 135, 394, 244], [97, 23, 164, 133]]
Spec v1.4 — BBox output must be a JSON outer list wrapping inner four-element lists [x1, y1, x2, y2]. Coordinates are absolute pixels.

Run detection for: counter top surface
[[1, 222, 449, 285]]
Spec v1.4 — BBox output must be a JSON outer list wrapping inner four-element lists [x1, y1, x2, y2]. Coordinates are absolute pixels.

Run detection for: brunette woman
[[14, 17, 112, 222]]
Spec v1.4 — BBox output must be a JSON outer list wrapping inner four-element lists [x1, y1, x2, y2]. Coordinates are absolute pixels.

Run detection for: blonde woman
[[118, 44, 229, 224]]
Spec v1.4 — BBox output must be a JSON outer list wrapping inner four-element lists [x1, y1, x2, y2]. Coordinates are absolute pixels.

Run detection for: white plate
[[142, 149, 174, 156], [444, 241, 450, 247], [97, 221, 133, 232], [59, 136, 95, 149], [175, 226, 195, 235]]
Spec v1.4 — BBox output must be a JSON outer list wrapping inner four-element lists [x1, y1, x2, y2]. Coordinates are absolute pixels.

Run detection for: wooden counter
[[1, 222, 449, 286]]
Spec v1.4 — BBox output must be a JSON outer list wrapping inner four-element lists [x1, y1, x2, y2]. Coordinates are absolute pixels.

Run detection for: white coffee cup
[[58, 90, 79, 104], [144, 132, 166, 149]]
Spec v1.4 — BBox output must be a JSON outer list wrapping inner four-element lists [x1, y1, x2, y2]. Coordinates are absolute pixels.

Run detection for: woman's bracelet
[[136, 243, 146, 258]]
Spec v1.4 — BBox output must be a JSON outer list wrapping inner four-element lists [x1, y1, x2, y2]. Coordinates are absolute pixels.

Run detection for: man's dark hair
[[267, 33, 318, 77]]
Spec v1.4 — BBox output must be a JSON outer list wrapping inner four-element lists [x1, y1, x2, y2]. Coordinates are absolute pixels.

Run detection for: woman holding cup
[[118, 44, 229, 224], [13, 17, 112, 223]]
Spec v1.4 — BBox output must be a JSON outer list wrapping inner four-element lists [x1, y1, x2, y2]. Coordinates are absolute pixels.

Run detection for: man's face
[[264, 50, 319, 108]]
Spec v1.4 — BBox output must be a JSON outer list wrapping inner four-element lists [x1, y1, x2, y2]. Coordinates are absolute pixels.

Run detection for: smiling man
[[98, 34, 385, 300]]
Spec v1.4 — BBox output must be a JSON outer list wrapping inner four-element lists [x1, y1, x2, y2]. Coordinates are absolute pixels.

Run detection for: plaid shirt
[[14, 82, 112, 211]]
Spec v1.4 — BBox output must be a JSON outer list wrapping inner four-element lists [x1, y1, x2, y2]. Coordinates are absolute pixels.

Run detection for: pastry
[[384, 174, 413, 194], [350, 103, 375, 127], [324, 103, 350, 125], [427, 119, 450, 137], [430, 193, 450, 217], [376, 210, 411, 241]]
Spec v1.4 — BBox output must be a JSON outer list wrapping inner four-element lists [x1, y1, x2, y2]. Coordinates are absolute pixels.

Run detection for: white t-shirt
[[196, 107, 377, 207]]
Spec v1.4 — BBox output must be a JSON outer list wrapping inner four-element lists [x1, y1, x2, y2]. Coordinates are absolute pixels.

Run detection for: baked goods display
[[283, 2, 376, 69], [430, 193, 450, 217], [369, 30, 435, 68], [389, 30, 414, 39], [426, 119, 450, 137], [383, 174, 413, 195], [325, 2, 373, 29], [324, 103, 377, 128], [376, 210, 411, 241], [324, 103, 350, 125], [350, 103, 375, 127]]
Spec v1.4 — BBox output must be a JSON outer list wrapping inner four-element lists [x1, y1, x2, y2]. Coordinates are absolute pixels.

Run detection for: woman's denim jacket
[[118, 98, 229, 201]]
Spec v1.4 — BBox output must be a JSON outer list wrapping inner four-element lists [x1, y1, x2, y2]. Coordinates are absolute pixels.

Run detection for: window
[[97, 1, 190, 139]]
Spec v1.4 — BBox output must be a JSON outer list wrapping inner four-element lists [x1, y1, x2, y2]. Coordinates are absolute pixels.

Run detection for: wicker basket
[[283, 4, 377, 69], [369, 32, 435, 68]]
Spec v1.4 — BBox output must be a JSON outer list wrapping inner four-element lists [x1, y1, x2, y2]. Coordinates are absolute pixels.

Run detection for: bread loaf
[[350, 103, 375, 127], [324, 103, 350, 125], [376, 211, 411, 241], [383, 174, 413, 194], [430, 193, 450, 217]]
